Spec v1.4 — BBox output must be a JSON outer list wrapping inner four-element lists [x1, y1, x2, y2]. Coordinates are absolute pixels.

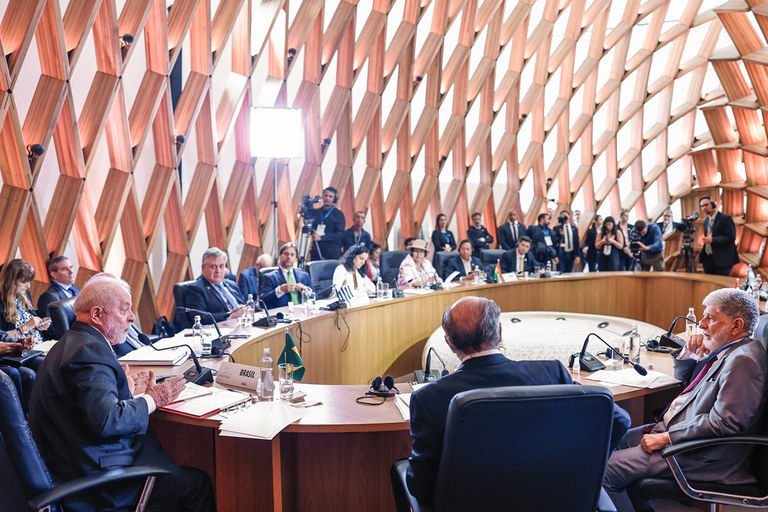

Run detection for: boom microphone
[[175, 307, 229, 351], [414, 347, 450, 383], [141, 333, 214, 385]]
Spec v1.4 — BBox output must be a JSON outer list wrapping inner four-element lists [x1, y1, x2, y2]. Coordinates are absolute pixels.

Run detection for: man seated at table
[[37, 255, 80, 339], [183, 247, 247, 326], [237, 253, 274, 300], [604, 288, 768, 512], [443, 239, 483, 281], [260, 243, 313, 309], [406, 297, 631, 503], [29, 276, 215, 511], [500, 235, 539, 275]]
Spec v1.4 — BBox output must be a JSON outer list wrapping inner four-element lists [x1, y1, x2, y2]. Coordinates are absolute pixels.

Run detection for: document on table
[[219, 401, 308, 440], [394, 393, 411, 421], [402, 288, 432, 295], [586, 369, 680, 389], [159, 387, 250, 418]]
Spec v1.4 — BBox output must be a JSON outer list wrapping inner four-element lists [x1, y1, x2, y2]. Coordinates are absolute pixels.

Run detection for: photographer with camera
[[553, 210, 580, 273], [628, 220, 663, 271], [305, 187, 346, 261]]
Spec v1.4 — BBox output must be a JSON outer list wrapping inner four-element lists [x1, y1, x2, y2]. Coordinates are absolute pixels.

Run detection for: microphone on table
[[140, 333, 214, 385], [253, 298, 281, 328], [175, 307, 230, 352], [414, 347, 450, 383], [570, 332, 648, 375], [659, 316, 697, 349]]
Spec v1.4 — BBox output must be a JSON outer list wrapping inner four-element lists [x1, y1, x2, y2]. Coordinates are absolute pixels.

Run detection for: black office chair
[[47, 296, 76, 339], [391, 384, 617, 512], [381, 250, 409, 285], [172, 280, 198, 331], [433, 251, 458, 280], [480, 248, 505, 266], [0, 372, 168, 512], [628, 315, 768, 511], [257, 266, 278, 298], [306, 260, 338, 298]]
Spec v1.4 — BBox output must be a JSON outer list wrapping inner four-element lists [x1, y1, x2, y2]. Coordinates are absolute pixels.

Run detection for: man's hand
[[685, 333, 710, 359], [145, 375, 187, 407], [126, 367, 153, 396], [640, 432, 670, 453], [702, 234, 713, 244], [229, 305, 247, 318], [312, 233, 321, 241], [638, 242, 649, 251], [0, 342, 23, 356]]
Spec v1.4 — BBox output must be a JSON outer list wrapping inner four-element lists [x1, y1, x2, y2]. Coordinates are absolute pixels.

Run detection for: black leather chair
[[433, 251, 458, 280], [0, 371, 168, 512], [391, 384, 617, 512], [172, 280, 198, 331], [628, 315, 768, 511], [306, 260, 338, 298], [47, 296, 76, 339], [257, 266, 279, 299], [480, 248, 505, 266], [380, 250, 409, 285]]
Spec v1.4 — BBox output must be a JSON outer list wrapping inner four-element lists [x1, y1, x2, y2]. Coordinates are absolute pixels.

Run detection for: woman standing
[[596, 216, 625, 272], [332, 243, 376, 298], [582, 215, 602, 272], [430, 213, 457, 264]]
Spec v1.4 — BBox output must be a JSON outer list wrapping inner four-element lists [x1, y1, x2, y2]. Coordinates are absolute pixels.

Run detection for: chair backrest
[[48, 296, 77, 338], [432, 384, 615, 512], [480, 248, 505, 265], [258, 266, 279, 298], [754, 314, 768, 351], [172, 280, 198, 331], [306, 260, 338, 298], [434, 251, 458, 280], [380, 250, 409, 285], [0, 371, 54, 509]]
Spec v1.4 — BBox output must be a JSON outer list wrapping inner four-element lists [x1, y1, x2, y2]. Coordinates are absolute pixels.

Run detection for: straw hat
[[407, 239, 428, 252]]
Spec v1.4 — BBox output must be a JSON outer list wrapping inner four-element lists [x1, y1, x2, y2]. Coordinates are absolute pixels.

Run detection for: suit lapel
[[206, 283, 229, 309]]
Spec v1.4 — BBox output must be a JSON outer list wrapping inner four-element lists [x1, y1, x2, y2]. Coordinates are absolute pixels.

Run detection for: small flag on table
[[280, 331, 305, 381], [494, 260, 503, 283]]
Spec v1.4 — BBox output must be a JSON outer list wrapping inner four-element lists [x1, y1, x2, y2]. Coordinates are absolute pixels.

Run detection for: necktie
[[287, 269, 299, 305], [512, 223, 518, 243], [216, 283, 238, 309], [565, 227, 572, 252], [682, 356, 717, 394], [518, 254, 524, 272], [705, 218, 713, 255]]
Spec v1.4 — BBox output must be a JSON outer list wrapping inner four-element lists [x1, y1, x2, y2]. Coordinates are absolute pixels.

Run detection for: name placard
[[215, 361, 261, 392]]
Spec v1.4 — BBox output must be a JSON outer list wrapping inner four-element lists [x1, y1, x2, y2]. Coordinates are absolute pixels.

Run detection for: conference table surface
[[146, 272, 728, 511]]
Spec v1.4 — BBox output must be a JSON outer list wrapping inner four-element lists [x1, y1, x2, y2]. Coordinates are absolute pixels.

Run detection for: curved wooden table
[[152, 272, 730, 511]]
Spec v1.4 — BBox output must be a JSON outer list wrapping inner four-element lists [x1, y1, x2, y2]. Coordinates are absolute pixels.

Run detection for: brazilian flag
[[280, 331, 305, 381]]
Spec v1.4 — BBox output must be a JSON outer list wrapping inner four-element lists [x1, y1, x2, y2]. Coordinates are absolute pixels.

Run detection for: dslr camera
[[298, 194, 321, 218]]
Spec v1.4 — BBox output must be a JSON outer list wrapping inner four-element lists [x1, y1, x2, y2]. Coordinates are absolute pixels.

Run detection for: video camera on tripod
[[675, 211, 699, 246], [299, 195, 321, 218], [297, 195, 322, 267]]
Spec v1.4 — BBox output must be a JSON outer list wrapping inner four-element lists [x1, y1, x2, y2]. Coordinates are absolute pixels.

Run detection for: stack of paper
[[394, 393, 411, 421], [586, 369, 680, 389], [219, 401, 308, 440], [160, 387, 250, 419]]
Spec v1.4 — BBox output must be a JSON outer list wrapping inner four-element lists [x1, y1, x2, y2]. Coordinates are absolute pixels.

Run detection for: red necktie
[[682, 357, 717, 394]]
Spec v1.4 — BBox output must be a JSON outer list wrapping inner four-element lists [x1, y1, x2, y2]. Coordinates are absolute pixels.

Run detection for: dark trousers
[[558, 251, 576, 273], [147, 465, 216, 512], [702, 259, 733, 276], [640, 252, 664, 272]]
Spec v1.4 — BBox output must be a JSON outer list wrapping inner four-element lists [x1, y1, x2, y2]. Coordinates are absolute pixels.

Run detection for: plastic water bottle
[[376, 277, 383, 299], [191, 315, 203, 337], [545, 260, 552, 276], [628, 325, 641, 365], [572, 355, 581, 375], [200, 332, 211, 357], [685, 308, 697, 337], [258, 348, 275, 401], [245, 294, 256, 324], [191, 315, 204, 355]]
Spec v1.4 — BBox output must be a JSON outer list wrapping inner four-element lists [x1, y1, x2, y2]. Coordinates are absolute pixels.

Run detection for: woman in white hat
[[398, 239, 443, 289]]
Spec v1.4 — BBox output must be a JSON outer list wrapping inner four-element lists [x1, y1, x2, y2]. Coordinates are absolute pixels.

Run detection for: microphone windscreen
[[138, 333, 151, 345], [275, 312, 284, 319], [441, 369, 449, 377], [634, 365, 648, 376]]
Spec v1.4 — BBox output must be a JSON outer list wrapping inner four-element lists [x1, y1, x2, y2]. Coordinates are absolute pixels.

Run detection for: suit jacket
[[527, 225, 558, 263], [466, 225, 494, 256], [497, 221, 527, 250], [554, 223, 580, 257], [431, 230, 457, 264], [37, 283, 81, 340], [29, 321, 178, 509], [184, 276, 246, 326], [260, 267, 313, 309], [406, 354, 630, 502], [444, 255, 483, 279], [699, 212, 739, 268], [237, 267, 260, 301], [341, 228, 372, 254], [500, 250, 539, 274]]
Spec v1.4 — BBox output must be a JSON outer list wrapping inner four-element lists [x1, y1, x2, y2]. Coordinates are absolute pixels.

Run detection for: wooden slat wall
[[0, 0, 762, 328]]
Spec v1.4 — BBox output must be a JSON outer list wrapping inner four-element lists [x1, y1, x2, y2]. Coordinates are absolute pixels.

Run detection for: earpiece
[[711, 200, 717, 209], [367, 375, 399, 397]]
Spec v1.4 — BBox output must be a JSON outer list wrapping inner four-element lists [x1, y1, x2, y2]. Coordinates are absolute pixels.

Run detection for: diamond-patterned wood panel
[[0, 0, 763, 328]]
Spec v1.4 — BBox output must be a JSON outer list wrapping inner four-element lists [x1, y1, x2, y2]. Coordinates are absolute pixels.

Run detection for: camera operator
[[629, 220, 663, 271], [553, 210, 580, 273], [307, 187, 346, 261]]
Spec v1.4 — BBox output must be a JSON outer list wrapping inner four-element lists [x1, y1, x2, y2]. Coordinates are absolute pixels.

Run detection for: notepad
[[160, 387, 250, 419], [218, 401, 308, 440]]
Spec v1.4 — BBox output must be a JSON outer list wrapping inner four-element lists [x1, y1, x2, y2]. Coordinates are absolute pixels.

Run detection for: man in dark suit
[[341, 211, 372, 254], [466, 212, 494, 258], [29, 276, 215, 511], [698, 196, 739, 276], [604, 288, 768, 511], [237, 253, 274, 301], [500, 236, 539, 274], [406, 296, 631, 503], [443, 240, 483, 281], [184, 247, 247, 327], [553, 210, 580, 272], [261, 243, 313, 309], [37, 256, 81, 339], [527, 213, 559, 266], [309, 186, 346, 261], [497, 210, 526, 250]]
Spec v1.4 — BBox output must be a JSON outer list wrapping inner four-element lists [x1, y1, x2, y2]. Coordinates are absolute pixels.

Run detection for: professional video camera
[[557, 214, 569, 225], [675, 211, 699, 246], [628, 231, 642, 253], [298, 195, 321, 218]]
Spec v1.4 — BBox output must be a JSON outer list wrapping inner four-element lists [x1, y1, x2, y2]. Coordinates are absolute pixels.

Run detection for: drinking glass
[[278, 363, 294, 401]]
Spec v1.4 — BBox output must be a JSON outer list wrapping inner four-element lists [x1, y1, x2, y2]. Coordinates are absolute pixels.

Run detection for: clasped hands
[[281, 283, 306, 294], [122, 364, 186, 407]]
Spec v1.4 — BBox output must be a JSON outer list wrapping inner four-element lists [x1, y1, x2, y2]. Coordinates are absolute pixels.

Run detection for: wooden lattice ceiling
[[1, 0, 766, 328]]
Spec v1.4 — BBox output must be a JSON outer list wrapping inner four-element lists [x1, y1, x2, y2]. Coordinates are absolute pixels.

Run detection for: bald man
[[29, 276, 215, 511], [237, 252, 275, 300], [405, 296, 631, 503]]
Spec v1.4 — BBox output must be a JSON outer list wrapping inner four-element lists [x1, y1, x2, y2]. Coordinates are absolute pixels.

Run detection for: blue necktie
[[215, 283, 238, 309]]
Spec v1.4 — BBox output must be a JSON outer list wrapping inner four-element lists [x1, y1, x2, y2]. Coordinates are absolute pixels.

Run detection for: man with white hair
[[182, 246, 247, 328], [604, 288, 768, 511], [29, 276, 216, 511]]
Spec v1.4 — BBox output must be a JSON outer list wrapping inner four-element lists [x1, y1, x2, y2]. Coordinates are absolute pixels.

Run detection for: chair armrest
[[597, 487, 617, 512], [28, 466, 170, 510], [661, 436, 768, 459]]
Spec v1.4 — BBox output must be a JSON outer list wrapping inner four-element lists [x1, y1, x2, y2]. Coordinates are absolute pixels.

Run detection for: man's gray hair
[[442, 297, 501, 353], [202, 247, 227, 263], [75, 275, 131, 314], [703, 288, 759, 334]]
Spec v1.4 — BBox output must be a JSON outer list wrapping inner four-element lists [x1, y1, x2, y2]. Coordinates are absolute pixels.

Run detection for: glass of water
[[278, 363, 294, 401]]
